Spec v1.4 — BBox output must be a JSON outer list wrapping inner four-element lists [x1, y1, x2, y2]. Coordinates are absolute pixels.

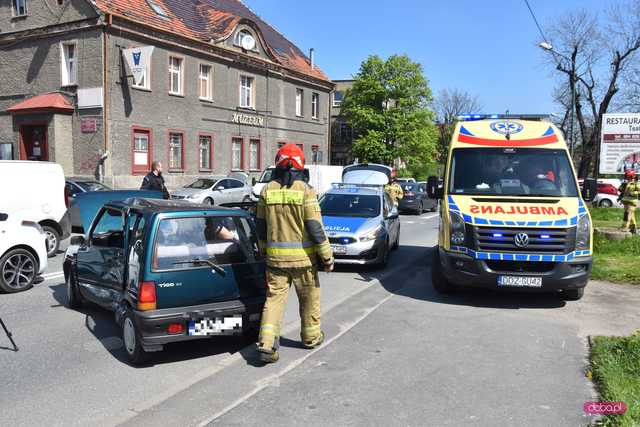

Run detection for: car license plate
[[497, 275, 542, 288], [188, 316, 242, 336], [331, 245, 347, 255]]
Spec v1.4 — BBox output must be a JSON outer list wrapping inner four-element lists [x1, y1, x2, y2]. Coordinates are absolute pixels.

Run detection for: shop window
[[199, 135, 212, 170], [169, 132, 184, 170], [232, 137, 244, 170], [61, 42, 77, 86], [249, 139, 260, 170]]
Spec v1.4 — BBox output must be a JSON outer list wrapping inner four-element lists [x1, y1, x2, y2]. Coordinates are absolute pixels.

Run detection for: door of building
[[19, 125, 48, 161]]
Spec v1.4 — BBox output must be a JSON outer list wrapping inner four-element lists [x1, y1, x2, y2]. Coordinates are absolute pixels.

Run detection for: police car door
[[383, 193, 399, 244]]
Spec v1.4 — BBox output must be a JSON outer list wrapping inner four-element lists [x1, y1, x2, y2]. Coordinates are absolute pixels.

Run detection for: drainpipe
[[102, 14, 111, 185]]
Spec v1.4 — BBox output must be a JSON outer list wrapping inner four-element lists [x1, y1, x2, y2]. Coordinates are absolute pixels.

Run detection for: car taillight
[[600, 185, 618, 196], [64, 185, 70, 208], [138, 281, 156, 311], [167, 323, 184, 334], [405, 191, 415, 197]]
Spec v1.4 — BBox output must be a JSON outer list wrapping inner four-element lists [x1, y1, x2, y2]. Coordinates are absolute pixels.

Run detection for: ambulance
[[426, 115, 592, 300]]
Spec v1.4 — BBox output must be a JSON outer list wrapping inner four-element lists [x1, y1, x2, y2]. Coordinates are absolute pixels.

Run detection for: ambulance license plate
[[188, 316, 242, 336], [497, 275, 542, 288], [331, 245, 347, 255]]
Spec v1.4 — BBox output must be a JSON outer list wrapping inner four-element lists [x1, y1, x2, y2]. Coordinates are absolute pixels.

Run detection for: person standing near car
[[620, 169, 639, 234], [140, 160, 170, 199], [255, 144, 334, 364], [385, 177, 404, 207]]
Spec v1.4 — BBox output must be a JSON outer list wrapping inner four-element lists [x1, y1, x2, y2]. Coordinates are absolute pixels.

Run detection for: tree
[[433, 88, 482, 163], [340, 54, 439, 176], [541, 3, 640, 177]]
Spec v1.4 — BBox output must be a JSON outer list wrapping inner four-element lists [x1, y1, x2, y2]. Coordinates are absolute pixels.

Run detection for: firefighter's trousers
[[258, 266, 322, 351], [622, 203, 637, 233]]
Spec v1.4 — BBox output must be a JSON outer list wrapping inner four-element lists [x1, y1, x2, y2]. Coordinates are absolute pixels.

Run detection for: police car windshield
[[449, 148, 579, 197], [320, 194, 381, 218]]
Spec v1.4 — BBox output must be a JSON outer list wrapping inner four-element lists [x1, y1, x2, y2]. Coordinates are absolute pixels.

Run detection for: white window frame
[[333, 91, 344, 107], [232, 138, 243, 170], [60, 41, 78, 87], [249, 139, 260, 171], [198, 63, 213, 101], [311, 92, 319, 119], [168, 54, 184, 96], [199, 135, 212, 170], [234, 30, 258, 51], [295, 88, 304, 117], [169, 132, 184, 170], [239, 75, 255, 109], [12, 0, 27, 17]]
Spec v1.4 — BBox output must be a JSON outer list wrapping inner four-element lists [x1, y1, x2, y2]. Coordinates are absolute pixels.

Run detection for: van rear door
[[149, 214, 265, 309]]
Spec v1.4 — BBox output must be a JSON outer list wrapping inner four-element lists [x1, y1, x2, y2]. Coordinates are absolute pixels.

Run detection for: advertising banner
[[122, 46, 154, 87], [599, 113, 640, 174]]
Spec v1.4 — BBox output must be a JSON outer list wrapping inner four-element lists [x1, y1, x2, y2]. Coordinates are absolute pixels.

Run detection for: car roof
[[105, 198, 248, 215]]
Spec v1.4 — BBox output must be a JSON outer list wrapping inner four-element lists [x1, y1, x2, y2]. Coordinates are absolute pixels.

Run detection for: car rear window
[[320, 194, 381, 218], [153, 216, 259, 271]]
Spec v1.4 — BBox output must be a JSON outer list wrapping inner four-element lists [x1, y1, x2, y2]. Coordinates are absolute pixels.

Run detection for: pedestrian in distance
[[620, 169, 639, 234], [140, 160, 170, 199], [255, 144, 334, 364], [385, 176, 404, 207]]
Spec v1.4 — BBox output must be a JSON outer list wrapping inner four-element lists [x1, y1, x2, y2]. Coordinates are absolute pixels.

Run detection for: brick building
[[0, 0, 333, 188]]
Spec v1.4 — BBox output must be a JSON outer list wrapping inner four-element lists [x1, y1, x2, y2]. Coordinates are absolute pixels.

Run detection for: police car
[[320, 184, 400, 266]]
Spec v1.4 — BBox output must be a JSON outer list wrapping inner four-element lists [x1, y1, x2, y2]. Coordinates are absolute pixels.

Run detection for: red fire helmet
[[275, 144, 305, 170]]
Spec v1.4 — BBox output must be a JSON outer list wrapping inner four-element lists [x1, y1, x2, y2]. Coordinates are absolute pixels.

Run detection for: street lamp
[[539, 42, 576, 158]]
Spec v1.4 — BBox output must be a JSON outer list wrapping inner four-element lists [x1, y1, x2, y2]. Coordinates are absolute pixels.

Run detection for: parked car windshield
[[153, 216, 259, 271], [185, 179, 215, 189], [258, 168, 275, 183], [320, 194, 381, 218], [75, 181, 111, 192], [448, 148, 579, 197]]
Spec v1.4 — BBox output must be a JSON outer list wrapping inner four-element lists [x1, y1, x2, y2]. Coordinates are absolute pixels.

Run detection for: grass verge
[[590, 207, 640, 229], [590, 332, 640, 426]]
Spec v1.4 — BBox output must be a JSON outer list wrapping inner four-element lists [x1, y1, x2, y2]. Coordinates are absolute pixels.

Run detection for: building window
[[340, 123, 352, 143], [311, 93, 319, 119], [132, 128, 151, 174], [199, 64, 212, 100], [232, 138, 243, 170], [239, 75, 254, 108], [146, 0, 169, 18], [333, 90, 344, 107], [234, 30, 257, 51], [199, 135, 212, 170], [12, 0, 27, 16], [312, 145, 323, 163], [296, 89, 304, 117], [249, 139, 260, 170], [169, 55, 183, 95], [296, 143, 304, 154], [169, 132, 184, 170], [61, 42, 77, 86], [0, 143, 13, 160]]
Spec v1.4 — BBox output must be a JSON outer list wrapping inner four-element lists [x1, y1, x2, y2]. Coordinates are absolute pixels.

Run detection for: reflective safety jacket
[[256, 179, 334, 268], [622, 182, 640, 207], [384, 183, 404, 206]]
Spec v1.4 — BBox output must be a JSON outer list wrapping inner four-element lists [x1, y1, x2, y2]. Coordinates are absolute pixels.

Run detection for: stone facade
[[0, 0, 332, 189], [329, 80, 354, 165]]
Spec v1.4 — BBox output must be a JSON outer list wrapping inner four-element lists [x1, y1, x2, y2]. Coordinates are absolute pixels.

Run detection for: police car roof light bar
[[332, 183, 384, 189], [457, 114, 550, 122]]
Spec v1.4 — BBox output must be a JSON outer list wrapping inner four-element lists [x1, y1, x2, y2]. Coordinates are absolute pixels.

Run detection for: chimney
[[309, 48, 315, 70]]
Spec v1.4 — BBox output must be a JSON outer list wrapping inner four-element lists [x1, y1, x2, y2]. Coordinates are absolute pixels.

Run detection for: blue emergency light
[[492, 233, 503, 238], [457, 114, 550, 122], [540, 234, 551, 239]]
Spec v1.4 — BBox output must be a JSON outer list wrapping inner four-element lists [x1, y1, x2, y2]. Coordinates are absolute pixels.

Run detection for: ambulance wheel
[[431, 249, 457, 294], [561, 288, 584, 301]]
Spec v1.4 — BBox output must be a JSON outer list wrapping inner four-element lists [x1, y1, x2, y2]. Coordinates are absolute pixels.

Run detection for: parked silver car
[[170, 176, 252, 205]]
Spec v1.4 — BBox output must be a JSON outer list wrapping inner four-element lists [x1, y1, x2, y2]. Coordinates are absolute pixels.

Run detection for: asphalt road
[[2, 213, 639, 426]]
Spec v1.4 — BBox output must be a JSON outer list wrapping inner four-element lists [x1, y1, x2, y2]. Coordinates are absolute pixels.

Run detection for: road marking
[[42, 271, 64, 280], [197, 292, 395, 427], [421, 214, 438, 220]]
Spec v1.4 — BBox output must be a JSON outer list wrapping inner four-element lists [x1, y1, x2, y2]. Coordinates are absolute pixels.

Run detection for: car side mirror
[[427, 176, 443, 199], [217, 186, 225, 191], [70, 235, 86, 246], [581, 178, 597, 202]]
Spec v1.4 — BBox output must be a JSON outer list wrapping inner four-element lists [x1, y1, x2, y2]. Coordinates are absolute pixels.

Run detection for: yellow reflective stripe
[[266, 247, 315, 256], [260, 324, 279, 335], [303, 325, 321, 333], [265, 190, 305, 205]]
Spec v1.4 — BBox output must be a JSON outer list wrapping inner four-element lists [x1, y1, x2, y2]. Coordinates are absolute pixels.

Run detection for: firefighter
[[255, 144, 334, 364], [620, 169, 639, 234], [385, 177, 404, 207]]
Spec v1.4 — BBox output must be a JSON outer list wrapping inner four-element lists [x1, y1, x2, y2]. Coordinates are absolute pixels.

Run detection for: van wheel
[[66, 272, 83, 309], [561, 288, 584, 301], [431, 249, 457, 294], [0, 248, 37, 293], [204, 198, 214, 206], [42, 225, 60, 258], [122, 307, 149, 365]]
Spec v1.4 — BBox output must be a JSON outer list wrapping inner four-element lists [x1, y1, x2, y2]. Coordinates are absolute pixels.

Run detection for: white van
[[252, 165, 343, 199], [0, 161, 70, 257]]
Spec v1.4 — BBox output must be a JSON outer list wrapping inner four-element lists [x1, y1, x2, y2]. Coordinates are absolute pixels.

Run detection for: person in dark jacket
[[140, 161, 170, 199]]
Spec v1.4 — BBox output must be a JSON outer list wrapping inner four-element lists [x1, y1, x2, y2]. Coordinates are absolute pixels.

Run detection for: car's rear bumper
[[439, 248, 591, 292], [399, 199, 421, 211], [133, 296, 266, 351]]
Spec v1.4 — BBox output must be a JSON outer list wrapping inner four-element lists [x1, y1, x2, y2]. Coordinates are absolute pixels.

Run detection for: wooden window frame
[[131, 126, 153, 175], [198, 133, 214, 172], [167, 129, 186, 172]]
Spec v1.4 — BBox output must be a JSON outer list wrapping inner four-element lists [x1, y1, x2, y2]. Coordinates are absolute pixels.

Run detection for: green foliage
[[342, 54, 438, 171], [590, 332, 640, 426]]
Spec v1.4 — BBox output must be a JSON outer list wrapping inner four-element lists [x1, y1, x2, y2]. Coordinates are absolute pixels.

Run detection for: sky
[[245, 0, 611, 115]]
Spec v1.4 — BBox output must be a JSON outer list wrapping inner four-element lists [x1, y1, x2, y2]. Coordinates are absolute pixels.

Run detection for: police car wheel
[[379, 241, 390, 267], [431, 249, 457, 294], [561, 288, 584, 301]]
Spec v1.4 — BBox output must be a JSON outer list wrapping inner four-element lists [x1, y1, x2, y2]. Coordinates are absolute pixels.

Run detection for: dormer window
[[146, 0, 169, 18], [234, 29, 257, 51]]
